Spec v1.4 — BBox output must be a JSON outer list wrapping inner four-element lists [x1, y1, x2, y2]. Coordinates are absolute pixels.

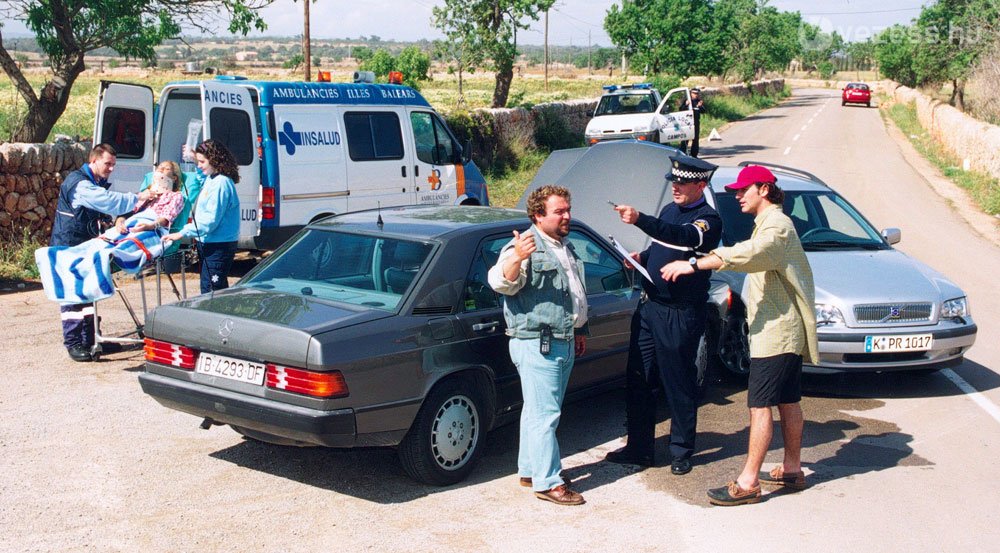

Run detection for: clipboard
[[609, 235, 653, 283]]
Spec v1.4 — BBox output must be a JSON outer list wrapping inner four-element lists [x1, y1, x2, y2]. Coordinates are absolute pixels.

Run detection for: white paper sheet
[[609, 235, 653, 283]]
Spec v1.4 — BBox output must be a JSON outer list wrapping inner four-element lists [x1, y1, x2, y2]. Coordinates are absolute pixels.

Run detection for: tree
[[0, 0, 272, 143], [361, 49, 396, 77], [605, 0, 714, 77], [432, 0, 485, 104], [874, 25, 917, 86], [433, 0, 553, 108], [396, 46, 431, 89], [911, 0, 998, 110]]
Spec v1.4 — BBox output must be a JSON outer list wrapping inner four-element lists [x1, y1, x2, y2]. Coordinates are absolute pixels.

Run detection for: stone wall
[[890, 82, 1000, 182], [0, 141, 91, 242]]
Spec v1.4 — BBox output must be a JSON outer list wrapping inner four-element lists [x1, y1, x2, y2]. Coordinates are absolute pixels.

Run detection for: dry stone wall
[[0, 141, 91, 242], [890, 82, 1000, 182]]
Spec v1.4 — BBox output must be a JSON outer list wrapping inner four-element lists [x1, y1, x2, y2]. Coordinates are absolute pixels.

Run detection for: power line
[[800, 7, 923, 16]]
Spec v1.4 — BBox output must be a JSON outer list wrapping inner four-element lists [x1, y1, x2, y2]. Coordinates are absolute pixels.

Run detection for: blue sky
[[2, 0, 928, 46]]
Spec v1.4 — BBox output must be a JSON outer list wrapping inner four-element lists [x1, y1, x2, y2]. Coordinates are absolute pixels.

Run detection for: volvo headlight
[[941, 297, 969, 318], [815, 304, 845, 325]]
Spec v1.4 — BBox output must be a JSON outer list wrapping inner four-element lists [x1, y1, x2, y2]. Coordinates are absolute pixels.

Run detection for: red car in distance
[[842, 82, 872, 107]]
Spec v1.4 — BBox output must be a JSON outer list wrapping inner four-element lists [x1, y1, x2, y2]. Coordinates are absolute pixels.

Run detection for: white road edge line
[[941, 368, 1000, 425], [783, 146, 791, 155]]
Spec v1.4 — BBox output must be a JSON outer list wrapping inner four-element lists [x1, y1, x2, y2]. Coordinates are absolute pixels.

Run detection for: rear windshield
[[847, 84, 869, 90], [238, 229, 433, 311], [595, 93, 658, 116]]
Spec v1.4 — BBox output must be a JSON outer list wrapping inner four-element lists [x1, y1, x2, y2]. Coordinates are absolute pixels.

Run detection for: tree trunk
[[2, 47, 85, 143], [492, 61, 513, 107], [953, 78, 966, 111]]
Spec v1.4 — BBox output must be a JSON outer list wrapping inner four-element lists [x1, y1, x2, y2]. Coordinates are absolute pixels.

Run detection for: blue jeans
[[509, 337, 575, 492], [197, 241, 237, 294]]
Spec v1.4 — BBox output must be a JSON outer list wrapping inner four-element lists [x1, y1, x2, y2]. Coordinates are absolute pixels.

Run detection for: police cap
[[666, 151, 717, 183]]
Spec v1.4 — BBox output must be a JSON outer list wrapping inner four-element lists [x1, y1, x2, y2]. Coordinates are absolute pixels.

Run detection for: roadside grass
[[884, 101, 1000, 216], [0, 229, 43, 281]]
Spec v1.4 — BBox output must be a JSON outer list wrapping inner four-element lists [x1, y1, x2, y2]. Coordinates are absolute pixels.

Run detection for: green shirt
[[712, 204, 819, 363]]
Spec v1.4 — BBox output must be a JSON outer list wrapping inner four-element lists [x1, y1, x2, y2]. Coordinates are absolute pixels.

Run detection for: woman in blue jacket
[[163, 139, 240, 294]]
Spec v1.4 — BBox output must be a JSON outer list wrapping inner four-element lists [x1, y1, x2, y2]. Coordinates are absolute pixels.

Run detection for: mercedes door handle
[[472, 321, 500, 332]]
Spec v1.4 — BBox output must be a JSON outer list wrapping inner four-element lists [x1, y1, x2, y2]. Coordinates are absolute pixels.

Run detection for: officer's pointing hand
[[614, 204, 639, 225], [512, 230, 536, 261]]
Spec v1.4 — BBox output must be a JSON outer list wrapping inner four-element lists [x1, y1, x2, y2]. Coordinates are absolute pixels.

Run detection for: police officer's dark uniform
[[607, 153, 722, 474], [679, 88, 704, 158]]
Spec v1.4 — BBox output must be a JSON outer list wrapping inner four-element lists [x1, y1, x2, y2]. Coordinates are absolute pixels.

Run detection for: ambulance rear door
[[654, 87, 695, 144], [406, 108, 462, 206], [201, 81, 261, 248], [93, 81, 154, 192]]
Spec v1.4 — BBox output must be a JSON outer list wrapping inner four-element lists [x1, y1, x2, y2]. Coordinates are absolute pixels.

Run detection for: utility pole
[[303, 0, 312, 82], [544, 9, 549, 92], [588, 30, 592, 75]]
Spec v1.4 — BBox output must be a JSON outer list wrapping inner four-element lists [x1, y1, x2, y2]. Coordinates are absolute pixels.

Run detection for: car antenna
[[377, 202, 383, 229]]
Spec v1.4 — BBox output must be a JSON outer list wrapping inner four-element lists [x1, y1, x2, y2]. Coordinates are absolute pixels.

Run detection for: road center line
[[793, 134, 800, 141], [941, 368, 1000, 425], [783, 146, 791, 155], [801, 125, 808, 131]]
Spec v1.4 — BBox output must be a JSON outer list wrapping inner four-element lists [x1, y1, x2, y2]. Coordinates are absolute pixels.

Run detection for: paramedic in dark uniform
[[679, 88, 704, 157], [49, 143, 156, 362], [605, 152, 722, 475]]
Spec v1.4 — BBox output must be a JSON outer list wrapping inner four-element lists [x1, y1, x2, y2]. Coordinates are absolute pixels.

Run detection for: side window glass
[[100, 107, 145, 159], [410, 112, 435, 164], [463, 236, 507, 312], [344, 111, 404, 161], [432, 116, 456, 164], [566, 230, 630, 294], [660, 89, 690, 114], [208, 108, 253, 165]]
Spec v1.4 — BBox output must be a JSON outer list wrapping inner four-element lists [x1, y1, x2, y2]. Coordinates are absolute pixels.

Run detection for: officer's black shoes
[[604, 447, 654, 467], [67, 345, 93, 362], [671, 458, 693, 475]]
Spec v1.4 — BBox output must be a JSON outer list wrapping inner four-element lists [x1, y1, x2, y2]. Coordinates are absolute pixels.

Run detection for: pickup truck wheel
[[398, 377, 484, 486]]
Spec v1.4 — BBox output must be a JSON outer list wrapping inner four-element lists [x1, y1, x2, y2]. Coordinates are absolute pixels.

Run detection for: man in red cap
[[662, 165, 818, 506]]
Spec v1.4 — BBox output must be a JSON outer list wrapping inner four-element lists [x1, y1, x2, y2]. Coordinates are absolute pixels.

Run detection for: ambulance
[[93, 75, 490, 250]]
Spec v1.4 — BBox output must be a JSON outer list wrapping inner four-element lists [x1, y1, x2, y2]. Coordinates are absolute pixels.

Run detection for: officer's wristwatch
[[688, 257, 699, 271]]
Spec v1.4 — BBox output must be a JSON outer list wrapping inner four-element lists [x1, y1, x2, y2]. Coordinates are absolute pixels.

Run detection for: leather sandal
[[759, 466, 806, 490], [707, 481, 762, 506]]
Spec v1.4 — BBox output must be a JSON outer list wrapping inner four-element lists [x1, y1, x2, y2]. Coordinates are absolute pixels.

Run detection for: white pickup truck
[[584, 83, 695, 146]]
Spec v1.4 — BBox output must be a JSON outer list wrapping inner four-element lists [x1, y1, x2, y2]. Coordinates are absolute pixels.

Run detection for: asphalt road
[[3, 88, 999, 552]]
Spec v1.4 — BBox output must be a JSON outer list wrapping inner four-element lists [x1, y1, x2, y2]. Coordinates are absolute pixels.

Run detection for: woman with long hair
[[163, 139, 241, 293]]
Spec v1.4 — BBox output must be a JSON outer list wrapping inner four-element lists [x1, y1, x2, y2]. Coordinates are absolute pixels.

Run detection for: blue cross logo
[[278, 121, 302, 155]]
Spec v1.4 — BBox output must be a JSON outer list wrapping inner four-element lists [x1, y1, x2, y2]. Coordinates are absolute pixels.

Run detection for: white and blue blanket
[[36, 215, 169, 305]]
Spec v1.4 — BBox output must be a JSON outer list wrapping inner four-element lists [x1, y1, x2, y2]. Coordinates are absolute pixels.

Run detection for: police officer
[[679, 88, 705, 157], [605, 152, 722, 475], [50, 143, 155, 362]]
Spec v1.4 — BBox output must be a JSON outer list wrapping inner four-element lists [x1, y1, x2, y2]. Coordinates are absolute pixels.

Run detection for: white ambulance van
[[93, 76, 490, 250], [584, 83, 695, 146]]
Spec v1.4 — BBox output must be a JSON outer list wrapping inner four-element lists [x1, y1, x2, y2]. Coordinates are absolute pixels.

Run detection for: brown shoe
[[534, 484, 585, 506], [519, 473, 571, 488], [759, 466, 807, 490], [707, 481, 762, 506]]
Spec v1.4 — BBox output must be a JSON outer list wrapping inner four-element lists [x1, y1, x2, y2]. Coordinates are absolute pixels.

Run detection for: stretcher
[[90, 245, 196, 360]]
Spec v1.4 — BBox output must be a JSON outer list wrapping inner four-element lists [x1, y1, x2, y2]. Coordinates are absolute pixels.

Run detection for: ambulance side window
[[344, 112, 404, 161], [411, 112, 457, 165], [208, 108, 254, 165], [100, 107, 145, 159]]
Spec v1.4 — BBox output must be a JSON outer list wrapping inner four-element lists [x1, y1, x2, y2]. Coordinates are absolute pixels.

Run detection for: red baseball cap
[[725, 165, 777, 191]]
